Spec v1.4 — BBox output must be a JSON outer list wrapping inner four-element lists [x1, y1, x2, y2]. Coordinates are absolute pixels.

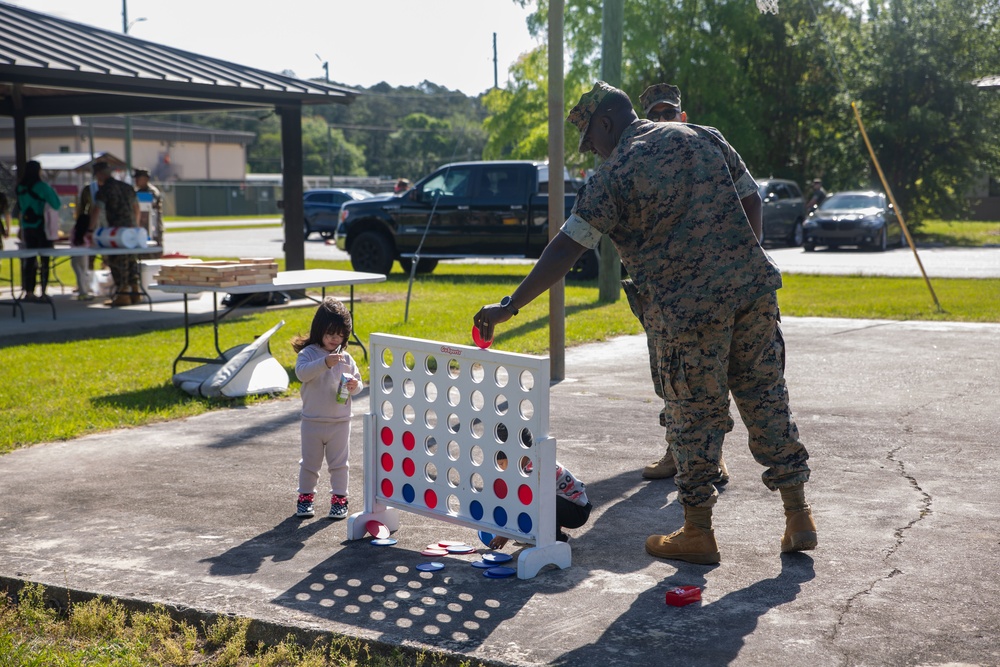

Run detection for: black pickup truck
[[334, 160, 598, 278]]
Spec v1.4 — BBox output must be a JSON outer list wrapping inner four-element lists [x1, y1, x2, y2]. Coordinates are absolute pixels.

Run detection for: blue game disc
[[483, 566, 516, 578], [471, 560, 494, 569], [370, 538, 398, 546], [482, 552, 513, 564], [416, 562, 444, 572], [478, 530, 496, 547]]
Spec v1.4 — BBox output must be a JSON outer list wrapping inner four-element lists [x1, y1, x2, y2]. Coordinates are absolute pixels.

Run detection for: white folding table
[[151, 268, 386, 374], [1, 245, 164, 320]]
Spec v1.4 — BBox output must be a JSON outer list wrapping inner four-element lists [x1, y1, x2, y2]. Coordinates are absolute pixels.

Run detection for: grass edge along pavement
[[2, 261, 999, 454], [0, 580, 499, 667]]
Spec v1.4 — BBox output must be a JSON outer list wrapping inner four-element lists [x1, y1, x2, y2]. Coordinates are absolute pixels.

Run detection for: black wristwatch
[[499, 295, 519, 316]]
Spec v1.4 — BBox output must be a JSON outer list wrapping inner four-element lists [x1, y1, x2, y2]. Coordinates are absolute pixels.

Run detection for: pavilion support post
[[13, 84, 27, 177], [279, 104, 305, 272]]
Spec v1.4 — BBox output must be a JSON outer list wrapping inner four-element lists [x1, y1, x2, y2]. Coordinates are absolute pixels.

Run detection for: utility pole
[[493, 33, 498, 89], [597, 0, 624, 303], [548, 0, 565, 382], [317, 55, 334, 187], [122, 1, 145, 181]]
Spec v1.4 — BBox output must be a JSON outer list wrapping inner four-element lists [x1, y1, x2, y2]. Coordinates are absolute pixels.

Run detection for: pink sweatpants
[[298, 419, 351, 497]]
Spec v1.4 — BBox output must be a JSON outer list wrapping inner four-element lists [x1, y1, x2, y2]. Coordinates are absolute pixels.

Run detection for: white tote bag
[[44, 203, 61, 241]]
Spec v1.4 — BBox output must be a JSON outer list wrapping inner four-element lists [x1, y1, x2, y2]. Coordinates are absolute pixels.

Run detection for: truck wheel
[[567, 249, 599, 281], [399, 258, 439, 274], [350, 231, 394, 275]]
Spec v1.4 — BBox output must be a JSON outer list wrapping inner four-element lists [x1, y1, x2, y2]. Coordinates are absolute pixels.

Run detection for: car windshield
[[820, 193, 881, 210]]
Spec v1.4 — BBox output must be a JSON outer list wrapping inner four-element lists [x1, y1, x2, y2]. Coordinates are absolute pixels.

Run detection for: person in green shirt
[[15, 160, 61, 301]]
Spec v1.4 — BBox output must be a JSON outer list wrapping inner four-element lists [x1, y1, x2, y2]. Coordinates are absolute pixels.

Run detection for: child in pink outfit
[[291, 298, 363, 520]]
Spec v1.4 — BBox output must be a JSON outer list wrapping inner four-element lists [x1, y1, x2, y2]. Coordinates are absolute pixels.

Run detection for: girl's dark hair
[[19, 160, 42, 188], [291, 297, 353, 353]]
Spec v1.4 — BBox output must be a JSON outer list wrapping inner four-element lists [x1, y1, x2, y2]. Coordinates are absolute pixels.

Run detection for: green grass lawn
[[1, 583, 479, 667], [914, 219, 1000, 246], [161, 223, 284, 232]]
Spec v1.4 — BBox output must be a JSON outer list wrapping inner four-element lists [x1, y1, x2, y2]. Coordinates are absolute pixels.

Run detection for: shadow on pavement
[[201, 516, 336, 575], [553, 553, 815, 665]]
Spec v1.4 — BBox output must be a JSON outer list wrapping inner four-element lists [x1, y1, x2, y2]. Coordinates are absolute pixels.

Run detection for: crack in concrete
[[830, 422, 933, 664]]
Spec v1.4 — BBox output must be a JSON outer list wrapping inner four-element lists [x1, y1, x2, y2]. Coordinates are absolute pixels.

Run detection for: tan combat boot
[[712, 457, 731, 485], [129, 282, 143, 305], [645, 505, 720, 564], [106, 291, 132, 307], [780, 483, 817, 553], [642, 451, 677, 479]]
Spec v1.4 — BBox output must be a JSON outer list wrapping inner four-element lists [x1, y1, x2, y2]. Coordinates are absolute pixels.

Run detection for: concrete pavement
[[2, 316, 999, 665]]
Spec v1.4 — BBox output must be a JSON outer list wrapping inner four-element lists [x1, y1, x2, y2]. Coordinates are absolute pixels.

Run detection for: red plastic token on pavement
[[437, 540, 466, 547], [421, 548, 448, 557], [472, 325, 493, 349], [366, 520, 390, 539], [665, 585, 702, 607]]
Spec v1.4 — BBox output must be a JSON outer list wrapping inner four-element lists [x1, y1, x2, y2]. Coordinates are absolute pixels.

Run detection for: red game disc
[[366, 520, 390, 539], [472, 324, 493, 349], [421, 548, 448, 557]]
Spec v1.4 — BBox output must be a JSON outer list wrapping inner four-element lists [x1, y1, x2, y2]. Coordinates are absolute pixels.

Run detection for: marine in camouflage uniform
[[629, 82, 733, 483], [93, 162, 140, 306], [472, 81, 816, 564]]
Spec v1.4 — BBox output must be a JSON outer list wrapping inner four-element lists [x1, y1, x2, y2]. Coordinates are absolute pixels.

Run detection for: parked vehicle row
[[302, 188, 375, 239], [333, 161, 596, 278], [290, 173, 903, 270], [803, 190, 904, 252], [757, 178, 806, 247]]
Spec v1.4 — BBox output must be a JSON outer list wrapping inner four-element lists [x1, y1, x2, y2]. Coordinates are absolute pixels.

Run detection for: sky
[[15, 0, 543, 96]]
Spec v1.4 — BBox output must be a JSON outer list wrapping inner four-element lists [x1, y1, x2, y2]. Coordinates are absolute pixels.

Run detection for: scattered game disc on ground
[[446, 545, 476, 554], [421, 548, 448, 557], [478, 530, 495, 547], [366, 520, 390, 539], [482, 552, 513, 564], [416, 562, 445, 572], [437, 540, 466, 547], [471, 560, 494, 569], [472, 325, 493, 349], [483, 566, 516, 578], [370, 538, 397, 546], [665, 585, 702, 607]]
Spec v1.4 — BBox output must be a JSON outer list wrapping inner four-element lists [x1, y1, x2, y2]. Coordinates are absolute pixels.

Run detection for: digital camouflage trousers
[[653, 291, 810, 507]]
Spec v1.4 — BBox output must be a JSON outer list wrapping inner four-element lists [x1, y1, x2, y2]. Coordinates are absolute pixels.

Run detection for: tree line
[[162, 0, 1000, 224]]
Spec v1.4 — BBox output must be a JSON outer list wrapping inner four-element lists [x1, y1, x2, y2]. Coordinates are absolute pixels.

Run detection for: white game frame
[[347, 334, 571, 579]]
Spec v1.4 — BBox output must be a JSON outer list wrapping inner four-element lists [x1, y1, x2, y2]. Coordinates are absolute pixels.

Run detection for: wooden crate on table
[[154, 258, 278, 288]]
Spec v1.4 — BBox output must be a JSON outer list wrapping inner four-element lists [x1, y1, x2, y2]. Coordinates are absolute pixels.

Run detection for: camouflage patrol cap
[[639, 83, 682, 117], [568, 80, 621, 153]]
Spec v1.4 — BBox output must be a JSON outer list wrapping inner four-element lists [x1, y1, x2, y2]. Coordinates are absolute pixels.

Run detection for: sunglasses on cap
[[648, 105, 681, 122]]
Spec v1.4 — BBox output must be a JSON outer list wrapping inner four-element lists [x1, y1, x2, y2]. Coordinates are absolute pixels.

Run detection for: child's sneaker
[[328, 495, 349, 520], [296, 493, 315, 517]]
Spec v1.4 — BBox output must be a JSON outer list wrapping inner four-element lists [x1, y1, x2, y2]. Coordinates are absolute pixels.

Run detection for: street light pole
[[317, 55, 334, 187], [122, 1, 146, 182]]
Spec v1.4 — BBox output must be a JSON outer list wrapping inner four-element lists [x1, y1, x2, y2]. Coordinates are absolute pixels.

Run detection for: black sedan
[[802, 190, 904, 252], [303, 188, 374, 239]]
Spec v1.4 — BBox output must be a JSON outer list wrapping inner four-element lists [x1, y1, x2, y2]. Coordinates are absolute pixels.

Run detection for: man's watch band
[[500, 295, 519, 316]]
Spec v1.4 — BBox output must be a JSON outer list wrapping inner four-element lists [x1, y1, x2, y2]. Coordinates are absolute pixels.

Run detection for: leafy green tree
[[504, 0, 1000, 223], [848, 0, 1000, 221], [385, 113, 458, 176]]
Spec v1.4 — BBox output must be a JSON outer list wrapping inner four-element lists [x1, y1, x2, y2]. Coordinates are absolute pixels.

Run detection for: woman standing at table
[[15, 160, 61, 302]]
